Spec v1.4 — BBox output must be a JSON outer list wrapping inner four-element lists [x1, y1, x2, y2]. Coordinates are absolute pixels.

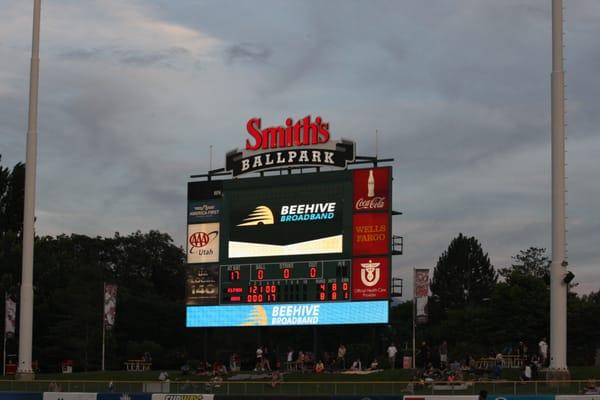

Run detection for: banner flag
[[414, 269, 429, 324], [4, 295, 16, 337], [103, 284, 118, 329]]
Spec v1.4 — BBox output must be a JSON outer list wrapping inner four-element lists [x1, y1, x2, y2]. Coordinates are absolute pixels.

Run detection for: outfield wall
[[1, 393, 599, 400]]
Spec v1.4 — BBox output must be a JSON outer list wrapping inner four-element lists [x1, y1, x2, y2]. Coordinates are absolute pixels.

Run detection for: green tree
[[430, 233, 497, 308], [499, 247, 550, 284]]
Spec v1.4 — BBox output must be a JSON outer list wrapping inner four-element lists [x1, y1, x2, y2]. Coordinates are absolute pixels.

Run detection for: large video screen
[[227, 180, 345, 258], [186, 167, 392, 327]]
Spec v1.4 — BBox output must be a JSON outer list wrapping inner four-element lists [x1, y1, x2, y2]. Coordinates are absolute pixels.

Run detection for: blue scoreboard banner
[[187, 300, 388, 327]]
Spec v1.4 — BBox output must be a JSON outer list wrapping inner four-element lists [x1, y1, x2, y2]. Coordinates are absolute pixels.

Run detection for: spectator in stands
[[263, 347, 272, 372], [350, 358, 362, 371], [538, 337, 548, 366], [271, 370, 283, 388], [143, 351, 152, 363], [229, 352, 240, 372], [337, 344, 347, 370], [439, 340, 448, 368], [387, 342, 398, 369], [584, 380, 599, 395], [255, 346, 264, 372], [158, 371, 169, 382], [368, 358, 380, 371], [286, 347, 295, 369], [478, 390, 488, 400], [315, 360, 325, 373], [297, 351, 306, 373], [520, 361, 532, 381]]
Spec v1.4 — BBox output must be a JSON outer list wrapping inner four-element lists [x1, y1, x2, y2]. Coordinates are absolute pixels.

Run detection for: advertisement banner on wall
[[352, 213, 390, 255], [42, 393, 97, 400], [4, 295, 16, 337], [97, 394, 151, 400], [187, 300, 388, 327], [188, 199, 221, 224], [151, 394, 214, 400], [187, 223, 220, 264], [103, 283, 118, 329], [351, 257, 389, 300], [414, 268, 430, 324], [0, 394, 41, 400], [353, 167, 391, 212], [186, 264, 219, 305]]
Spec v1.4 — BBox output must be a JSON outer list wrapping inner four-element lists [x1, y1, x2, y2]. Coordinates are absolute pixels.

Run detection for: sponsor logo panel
[[228, 184, 345, 258], [186, 301, 388, 327], [186, 264, 219, 305], [353, 167, 390, 212], [352, 213, 390, 255], [352, 257, 389, 300], [151, 395, 214, 400], [187, 200, 221, 223], [187, 223, 220, 263], [42, 394, 97, 400]]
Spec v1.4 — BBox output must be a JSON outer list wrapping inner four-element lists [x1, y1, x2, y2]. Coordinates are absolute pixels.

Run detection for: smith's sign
[[226, 115, 355, 176]]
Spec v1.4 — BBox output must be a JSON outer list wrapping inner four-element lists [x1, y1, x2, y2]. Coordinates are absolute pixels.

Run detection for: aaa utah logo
[[360, 259, 381, 287]]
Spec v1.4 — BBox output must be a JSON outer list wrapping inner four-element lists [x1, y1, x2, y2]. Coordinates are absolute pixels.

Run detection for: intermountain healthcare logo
[[352, 257, 389, 300], [237, 206, 274, 226], [360, 259, 381, 287], [187, 223, 220, 263], [240, 305, 268, 326]]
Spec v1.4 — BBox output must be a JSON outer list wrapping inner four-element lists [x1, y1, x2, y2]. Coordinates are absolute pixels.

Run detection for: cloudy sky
[[1, 1, 598, 297]]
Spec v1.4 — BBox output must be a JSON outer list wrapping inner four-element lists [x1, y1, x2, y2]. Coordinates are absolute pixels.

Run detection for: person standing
[[387, 343, 398, 369], [255, 345, 264, 372], [538, 337, 548, 366], [337, 344, 347, 370], [439, 340, 448, 368]]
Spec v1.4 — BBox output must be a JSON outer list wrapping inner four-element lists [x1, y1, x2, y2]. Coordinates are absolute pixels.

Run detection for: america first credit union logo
[[187, 223, 220, 263]]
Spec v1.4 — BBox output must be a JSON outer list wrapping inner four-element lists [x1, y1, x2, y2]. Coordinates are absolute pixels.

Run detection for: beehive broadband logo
[[237, 206, 274, 226]]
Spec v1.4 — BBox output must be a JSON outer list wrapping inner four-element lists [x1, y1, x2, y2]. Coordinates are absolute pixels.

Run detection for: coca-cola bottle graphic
[[367, 169, 375, 197]]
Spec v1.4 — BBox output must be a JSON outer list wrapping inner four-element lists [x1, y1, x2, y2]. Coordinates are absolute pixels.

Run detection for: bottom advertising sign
[[151, 395, 214, 400], [186, 301, 388, 327]]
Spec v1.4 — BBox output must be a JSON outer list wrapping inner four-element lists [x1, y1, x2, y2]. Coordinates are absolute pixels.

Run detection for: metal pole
[[412, 268, 416, 369], [102, 283, 106, 371], [17, 0, 41, 380], [550, 0, 568, 371]]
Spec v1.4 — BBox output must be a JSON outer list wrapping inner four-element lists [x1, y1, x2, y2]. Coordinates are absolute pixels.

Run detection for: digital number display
[[221, 260, 351, 304]]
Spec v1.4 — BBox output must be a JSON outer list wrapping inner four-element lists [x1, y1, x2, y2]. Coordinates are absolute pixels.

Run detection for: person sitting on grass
[[350, 358, 362, 371], [368, 358, 380, 371], [271, 370, 284, 388]]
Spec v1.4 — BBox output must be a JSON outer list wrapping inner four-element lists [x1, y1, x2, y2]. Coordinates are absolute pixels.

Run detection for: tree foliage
[[430, 233, 498, 308], [499, 247, 550, 284]]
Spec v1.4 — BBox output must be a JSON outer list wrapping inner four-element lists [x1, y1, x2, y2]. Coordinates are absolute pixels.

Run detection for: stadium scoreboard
[[185, 116, 395, 327]]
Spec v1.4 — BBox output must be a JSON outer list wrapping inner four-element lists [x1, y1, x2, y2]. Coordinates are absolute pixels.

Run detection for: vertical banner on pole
[[414, 269, 429, 324], [103, 284, 118, 329], [4, 296, 16, 338]]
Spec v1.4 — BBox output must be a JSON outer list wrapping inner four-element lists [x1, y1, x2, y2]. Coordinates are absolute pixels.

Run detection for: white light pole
[[17, 0, 41, 380], [549, 0, 568, 372]]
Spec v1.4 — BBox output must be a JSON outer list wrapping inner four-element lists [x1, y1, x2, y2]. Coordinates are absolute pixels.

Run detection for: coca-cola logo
[[355, 197, 386, 210]]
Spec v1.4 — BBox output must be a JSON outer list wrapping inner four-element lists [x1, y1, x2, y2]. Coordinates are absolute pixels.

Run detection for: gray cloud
[[225, 43, 271, 65], [1, 0, 599, 298]]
